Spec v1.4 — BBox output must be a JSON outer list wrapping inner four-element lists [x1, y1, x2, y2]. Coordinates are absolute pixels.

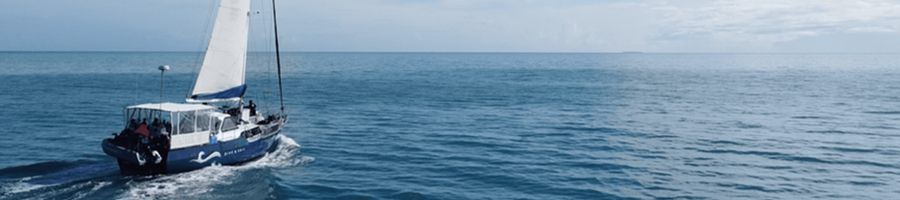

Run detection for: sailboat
[[101, 0, 288, 175]]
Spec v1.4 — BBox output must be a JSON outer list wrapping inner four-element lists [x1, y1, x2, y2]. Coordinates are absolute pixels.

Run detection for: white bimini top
[[126, 102, 217, 112]]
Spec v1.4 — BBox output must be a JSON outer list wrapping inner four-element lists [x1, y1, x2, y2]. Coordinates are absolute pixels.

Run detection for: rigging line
[[271, 0, 285, 114], [251, 0, 260, 103], [263, 9, 274, 112], [257, 0, 272, 111], [252, 0, 273, 112], [257, 6, 265, 107], [266, 0, 276, 113], [133, 73, 139, 104]]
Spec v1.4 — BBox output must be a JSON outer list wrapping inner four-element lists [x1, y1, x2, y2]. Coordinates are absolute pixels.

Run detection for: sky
[[2, 0, 900, 53]]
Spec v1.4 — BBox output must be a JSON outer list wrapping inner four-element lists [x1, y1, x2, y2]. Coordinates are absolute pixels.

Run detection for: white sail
[[188, 0, 251, 102]]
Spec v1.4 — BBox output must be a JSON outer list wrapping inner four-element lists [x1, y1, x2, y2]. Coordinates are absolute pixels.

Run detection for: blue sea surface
[[1, 52, 900, 199]]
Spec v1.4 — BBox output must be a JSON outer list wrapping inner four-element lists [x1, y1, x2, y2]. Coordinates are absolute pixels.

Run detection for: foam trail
[[73, 181, 113, 199], [27, 162, 118, 185], [0, 161, 118, 199], [251, 135, 314, 168], [0, 180, 44, 198], [0, 180, 114, 200]]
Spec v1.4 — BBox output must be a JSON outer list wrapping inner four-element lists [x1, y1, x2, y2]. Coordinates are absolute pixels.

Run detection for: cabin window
[[212, 118, 222, 134], [197, 112, 211, 132], [124, 109, 166, 130], [124, 109, 135, 128], [139, 110, 151, 123], [221, 116, 238, 132], [178, 111, 196, 134], [171, 112, 179, 135]]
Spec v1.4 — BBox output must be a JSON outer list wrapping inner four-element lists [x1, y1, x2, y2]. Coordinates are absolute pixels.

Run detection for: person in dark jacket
[[247, 100, 257, 116]]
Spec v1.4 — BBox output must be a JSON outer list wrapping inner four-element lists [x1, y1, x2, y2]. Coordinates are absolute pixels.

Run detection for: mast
[[271, 0, 285, 114]]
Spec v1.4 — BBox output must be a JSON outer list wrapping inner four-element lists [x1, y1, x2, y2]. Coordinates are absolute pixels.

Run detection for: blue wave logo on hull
[[190, 151, 222, 164]]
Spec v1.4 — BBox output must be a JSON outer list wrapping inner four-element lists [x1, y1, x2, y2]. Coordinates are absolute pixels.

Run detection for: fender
[[152, 150, 163, 164], [135, 152, 146, 166]]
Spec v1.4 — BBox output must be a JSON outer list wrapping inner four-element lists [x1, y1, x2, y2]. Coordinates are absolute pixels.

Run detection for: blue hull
[[166, 133, 281, 173], [102, 122, 284, 175]]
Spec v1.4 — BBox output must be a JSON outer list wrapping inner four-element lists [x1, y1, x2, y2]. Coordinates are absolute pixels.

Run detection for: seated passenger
[[135, 119, 150, 138], [163, 120, 172, 134], [128, 119, 139, 131], [150, 118, 161, 135]]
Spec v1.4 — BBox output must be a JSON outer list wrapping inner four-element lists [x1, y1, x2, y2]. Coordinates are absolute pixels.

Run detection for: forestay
[[189, 0, 251, 102]]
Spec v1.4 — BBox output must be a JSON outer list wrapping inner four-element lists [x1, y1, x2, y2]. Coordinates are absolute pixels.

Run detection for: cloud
[[2, 0, 900, 52], [654, 0, 900, 50], [280, 0, 660, 52], [280, 0, 900, 52]]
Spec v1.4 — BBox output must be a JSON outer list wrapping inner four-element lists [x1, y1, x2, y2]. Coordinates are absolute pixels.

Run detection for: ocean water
[[1, 52, 900, 199]]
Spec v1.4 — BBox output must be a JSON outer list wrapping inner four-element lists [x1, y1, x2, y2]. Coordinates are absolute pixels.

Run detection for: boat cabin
[[124, 102, 242, 149]]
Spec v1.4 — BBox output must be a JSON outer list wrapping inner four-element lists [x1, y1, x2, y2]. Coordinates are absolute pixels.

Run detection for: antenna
[[158, 65, 171, 112]]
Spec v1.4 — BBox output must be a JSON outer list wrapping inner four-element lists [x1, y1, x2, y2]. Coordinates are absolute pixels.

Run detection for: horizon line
[[2, 50, 900, 54]]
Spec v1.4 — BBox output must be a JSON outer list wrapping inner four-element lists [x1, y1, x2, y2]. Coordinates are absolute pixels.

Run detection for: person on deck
[[247, 100, 257, 116], [164, 120, 172, 134], [150, 118, 161, 137], [128, 119, 139, 131]]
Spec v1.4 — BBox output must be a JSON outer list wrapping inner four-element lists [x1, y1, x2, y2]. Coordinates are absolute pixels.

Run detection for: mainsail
[[189, 0, 251, 102]]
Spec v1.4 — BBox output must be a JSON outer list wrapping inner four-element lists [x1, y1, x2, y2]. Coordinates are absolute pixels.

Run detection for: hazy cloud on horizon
[[2, 0, 900, 52]]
